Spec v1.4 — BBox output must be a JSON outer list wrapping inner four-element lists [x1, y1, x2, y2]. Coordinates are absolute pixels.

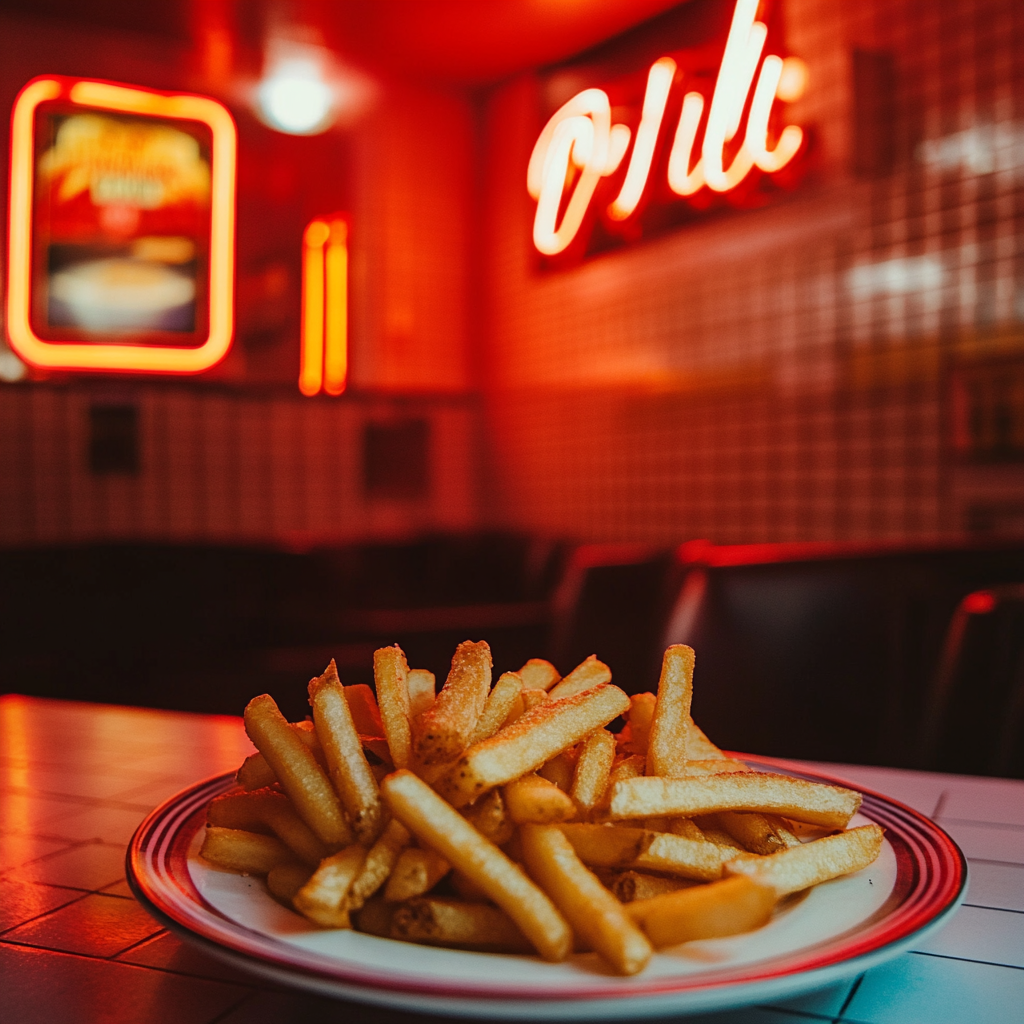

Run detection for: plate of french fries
[[128, 642, 966, 1019]]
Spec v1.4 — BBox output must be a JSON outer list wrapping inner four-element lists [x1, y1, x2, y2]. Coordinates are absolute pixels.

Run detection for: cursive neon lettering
[[667, 91, 707, 196], [746, 54, 804, 172], [528, 0, 806, 255], [608, 57, 676, 220], [702, 0, 765, 192]]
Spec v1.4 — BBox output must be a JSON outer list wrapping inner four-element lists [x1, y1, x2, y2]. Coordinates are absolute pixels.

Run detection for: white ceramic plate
[[127, 755, 966, 1019]]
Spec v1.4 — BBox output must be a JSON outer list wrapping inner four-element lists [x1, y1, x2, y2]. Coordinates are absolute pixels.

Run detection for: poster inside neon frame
[[529, 0, 809, 265]]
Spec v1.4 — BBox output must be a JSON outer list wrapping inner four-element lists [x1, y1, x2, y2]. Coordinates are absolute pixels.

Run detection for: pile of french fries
[[201, 642, 883, 976]]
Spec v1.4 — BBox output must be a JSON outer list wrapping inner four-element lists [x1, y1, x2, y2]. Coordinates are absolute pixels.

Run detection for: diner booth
[[0, 2, 1022, 1022]]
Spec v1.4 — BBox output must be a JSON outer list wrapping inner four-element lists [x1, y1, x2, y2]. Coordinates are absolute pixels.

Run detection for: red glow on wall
[[6, 76, 236, 374]]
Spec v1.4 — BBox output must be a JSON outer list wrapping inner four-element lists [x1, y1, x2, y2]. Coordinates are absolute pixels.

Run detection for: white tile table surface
[[1, 694, 1021, 1024]]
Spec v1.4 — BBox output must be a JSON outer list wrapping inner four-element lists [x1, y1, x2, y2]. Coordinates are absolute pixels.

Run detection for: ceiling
[[319, 0, 689, 84], [0, 0, 688, 84]]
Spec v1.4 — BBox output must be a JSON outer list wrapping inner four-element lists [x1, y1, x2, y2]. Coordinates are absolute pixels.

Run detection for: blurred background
[[1, 0, 1022, 779]]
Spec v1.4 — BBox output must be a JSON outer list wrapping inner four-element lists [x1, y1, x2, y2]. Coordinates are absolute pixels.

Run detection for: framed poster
[[6, 76, 236, 373]]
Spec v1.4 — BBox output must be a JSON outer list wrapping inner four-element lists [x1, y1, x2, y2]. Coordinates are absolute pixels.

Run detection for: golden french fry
[[236, 752, 277, 792], [504, 773, 577, 824], [355, 897, 394, 937], [309, 661, 383, 844], [520, 824, 652, 975], [518, 658, 560, 691], [680, 759, 749, 776], [686, 718, 727, 759], [571, 728, 615, 813], [503, 687, 553, 728], [243, 695, 351, 847], [384, 846, 452, 901], [638, 831, 736, 880], [407, 669, 436, 718], [726, 824, 884, 895], [415, 641, 491, 765], [381, 769, 572, 961], [266, 862, 314, 903], [293, 845, 368, 927], [438, 683, 630, 808], [344, 683, 383, 736], [608, 773, 862, 830], [609, 754, 645, 784], [691, 815, 746, 850], [390, 897, 532, 952], [556, 823, 658, 867], [521, 688, 551, 712], [375, 645, 412, 770], [347, 819, 411, 912], [627, 875, 776, 948], [207, 789, 329, 865], [608, 870, 696, 903], [711, 810, 800, 854], [236, 720, 324, 791], [647, 645, 695, 778], [665, 817, 705, 841], [625, 693, 656, 756], [547, 655, 612, 700], [361, 736, 393, 765], [462, 787, 515, 846], [537, 748, 577, 792], [470, 671, 524, 745], [200, 826, 293, 875], [558, 823, 733, 880]]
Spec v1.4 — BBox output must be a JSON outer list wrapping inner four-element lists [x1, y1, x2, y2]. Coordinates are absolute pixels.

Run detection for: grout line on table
[[909, 950, 1024, 972], [754, 1004, 834, 1021], [206, 991, 270, 1024], [963, 903, 1024, 915], [0, 890, 92, 937], [930, 791, 949, 819], [0, 784, 169, 813], [113, 929, 173, 959], [0, 935, 263, 988], [831, 973, 864, 1024]]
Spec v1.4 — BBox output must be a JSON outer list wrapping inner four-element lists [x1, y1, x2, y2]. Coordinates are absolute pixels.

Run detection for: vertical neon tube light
[[323, 219, 348, 395], [300, 219, 329, 396], [300, 215, 348, 396]]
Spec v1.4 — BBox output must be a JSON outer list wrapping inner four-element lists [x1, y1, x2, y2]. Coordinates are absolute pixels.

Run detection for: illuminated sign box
[[7, 76, 236, 374], [529, 0, 809, 265]]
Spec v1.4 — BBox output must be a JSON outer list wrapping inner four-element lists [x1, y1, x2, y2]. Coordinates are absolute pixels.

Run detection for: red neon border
[[6, 75, 236, 374]]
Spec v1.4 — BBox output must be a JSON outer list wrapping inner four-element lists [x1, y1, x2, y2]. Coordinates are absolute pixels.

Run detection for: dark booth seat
[[0, 534, 559, 722], [553, 538, 1024, 779]]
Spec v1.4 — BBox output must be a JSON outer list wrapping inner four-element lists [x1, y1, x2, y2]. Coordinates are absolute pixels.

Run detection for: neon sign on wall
[[528, 0, 808, 261], [7, 76, 236, 374], [300, 214, 349, 396]]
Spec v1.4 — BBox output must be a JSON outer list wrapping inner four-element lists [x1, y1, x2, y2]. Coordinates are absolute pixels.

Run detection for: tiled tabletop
[[0, 694, 1021, 1024]]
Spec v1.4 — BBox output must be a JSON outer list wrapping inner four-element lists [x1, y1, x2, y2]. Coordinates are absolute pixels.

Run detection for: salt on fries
[[202, 641, 882, 976]]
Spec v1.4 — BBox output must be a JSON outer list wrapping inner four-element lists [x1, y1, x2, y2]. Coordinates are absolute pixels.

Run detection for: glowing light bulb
[[258, 58, 333, 135]]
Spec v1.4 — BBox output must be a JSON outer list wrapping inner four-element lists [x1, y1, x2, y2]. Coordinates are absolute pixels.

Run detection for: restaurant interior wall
[[0, 8, 479, 546], [482, 0, 1024, 545]]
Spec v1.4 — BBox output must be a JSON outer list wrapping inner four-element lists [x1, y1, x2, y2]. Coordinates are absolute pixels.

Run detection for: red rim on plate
[[126, 755, 966, 1018]]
